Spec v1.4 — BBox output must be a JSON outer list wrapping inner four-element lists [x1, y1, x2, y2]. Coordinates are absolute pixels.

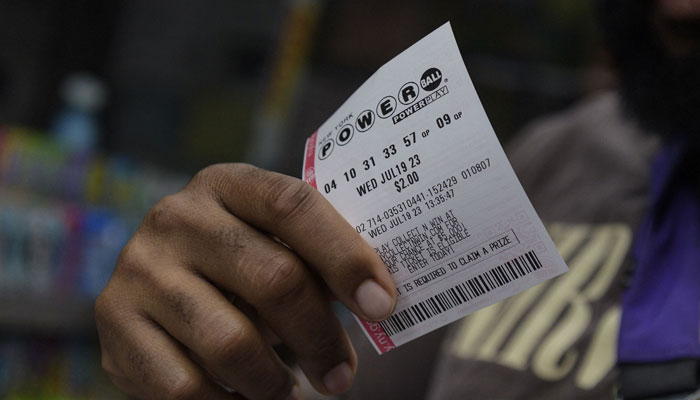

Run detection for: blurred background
[[0, 0, 612, 398]]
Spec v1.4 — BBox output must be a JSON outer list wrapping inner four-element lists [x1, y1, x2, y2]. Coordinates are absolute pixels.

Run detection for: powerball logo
[[318, 67, 446, 161]]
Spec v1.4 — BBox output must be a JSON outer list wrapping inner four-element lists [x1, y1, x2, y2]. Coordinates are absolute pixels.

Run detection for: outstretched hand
[[95, 163, 397, 399]]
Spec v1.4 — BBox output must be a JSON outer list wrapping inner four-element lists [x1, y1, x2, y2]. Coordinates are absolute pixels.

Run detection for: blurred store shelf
[[0, 291, 95, 335], [0, 126, 182, 397]]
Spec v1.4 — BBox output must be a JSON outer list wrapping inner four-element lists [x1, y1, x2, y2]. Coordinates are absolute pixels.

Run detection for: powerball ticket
[[302, 22, 568, 354]]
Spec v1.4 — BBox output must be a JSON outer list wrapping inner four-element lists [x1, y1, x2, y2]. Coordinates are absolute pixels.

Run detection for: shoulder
[[505, 91, 659, 223]]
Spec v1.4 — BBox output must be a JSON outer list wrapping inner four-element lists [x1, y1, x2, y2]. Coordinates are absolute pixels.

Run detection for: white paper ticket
[[302, 22, 568, 354]]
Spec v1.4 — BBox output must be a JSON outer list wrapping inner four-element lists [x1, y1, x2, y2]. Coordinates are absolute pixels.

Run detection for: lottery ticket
[[302, 22, 568, 354]]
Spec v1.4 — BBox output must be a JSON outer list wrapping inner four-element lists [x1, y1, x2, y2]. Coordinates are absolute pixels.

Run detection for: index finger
[[190, 163, 397, 321]]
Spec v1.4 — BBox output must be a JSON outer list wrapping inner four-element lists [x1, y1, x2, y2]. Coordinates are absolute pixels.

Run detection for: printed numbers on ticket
[[302, 22, 568, 354]]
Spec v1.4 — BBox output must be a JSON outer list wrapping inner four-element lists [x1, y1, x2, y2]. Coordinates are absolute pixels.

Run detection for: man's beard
[[600, 0, 700, 147]]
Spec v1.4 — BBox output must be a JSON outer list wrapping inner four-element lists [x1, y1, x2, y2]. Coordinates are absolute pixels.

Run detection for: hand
[[94, 163, 397, 399]]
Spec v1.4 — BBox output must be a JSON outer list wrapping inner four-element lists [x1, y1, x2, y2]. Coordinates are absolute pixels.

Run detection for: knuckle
[[94, 289, 139, 352], [113, 239, 172, 299], [190, 163, 225, 188], [143, 194, 191, 234], [330, 235, 372, 275], [190, 162, 253, 194], [94, 285, 130, 330], [203, 323, 260, 365], [94, 291, 110, 321], [115, 239, 143, 272], [94, 291, 115, 330], [253, 253, 306, 304], [114, 239, 154, 282], [163, 372, 203, 400], [266, 176, 318, 223]]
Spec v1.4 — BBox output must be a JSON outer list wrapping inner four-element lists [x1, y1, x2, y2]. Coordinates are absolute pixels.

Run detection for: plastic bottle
[[51, 73, 107, 156]]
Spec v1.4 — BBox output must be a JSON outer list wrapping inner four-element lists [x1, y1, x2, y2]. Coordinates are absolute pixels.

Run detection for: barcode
[[379, 250, 543, 336]]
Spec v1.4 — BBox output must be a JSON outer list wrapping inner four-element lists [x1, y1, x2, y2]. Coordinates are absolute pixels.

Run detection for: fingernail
[[285, 384, 300, 400], [355, 279, 394, 320], [323, 362, 353, 394]]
